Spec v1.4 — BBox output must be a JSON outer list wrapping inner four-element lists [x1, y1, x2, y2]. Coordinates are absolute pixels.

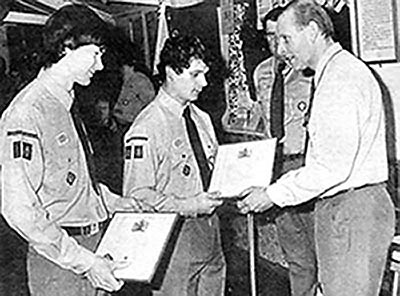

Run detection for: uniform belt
[[328, 182, 386, 198], [62, 220, 109, 237]]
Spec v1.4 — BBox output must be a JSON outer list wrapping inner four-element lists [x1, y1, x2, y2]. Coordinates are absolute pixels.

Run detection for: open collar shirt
[[267, 43, 388, 207], [0, 68, 120, 274]]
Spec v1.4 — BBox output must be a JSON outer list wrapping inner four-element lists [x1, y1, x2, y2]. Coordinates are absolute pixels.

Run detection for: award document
[[96, 212, 179, 282], [208, 138, 276, 197]]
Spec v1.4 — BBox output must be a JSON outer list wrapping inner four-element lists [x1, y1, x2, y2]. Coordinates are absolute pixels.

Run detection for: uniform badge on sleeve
[[126, 136, 147, 160], [125, 146, 132, 159], [13, 141, 33, 160], [134, 145, 143, 159], [13, 141, 21, 158], [23, 142, 33, 160]]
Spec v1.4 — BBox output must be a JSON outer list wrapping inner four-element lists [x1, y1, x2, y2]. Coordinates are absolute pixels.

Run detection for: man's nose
[[95, 56, 104, 72], [198, 74, 208, 88], [276, 40, 286, 58]]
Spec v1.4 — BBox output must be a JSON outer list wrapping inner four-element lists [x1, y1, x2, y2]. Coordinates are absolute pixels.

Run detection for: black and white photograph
[[0, 0, 399, 295]]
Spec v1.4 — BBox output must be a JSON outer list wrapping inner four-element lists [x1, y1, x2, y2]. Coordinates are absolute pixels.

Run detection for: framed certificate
[[349, 0, 399, 63], [209, 138, 276, 197], [96, 212, 179, 283]]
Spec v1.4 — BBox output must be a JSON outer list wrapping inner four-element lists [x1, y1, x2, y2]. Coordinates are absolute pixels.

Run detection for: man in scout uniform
[[253, 6, 317, 296], [0, 4, 143, 295], [123, 33, 226, 296]]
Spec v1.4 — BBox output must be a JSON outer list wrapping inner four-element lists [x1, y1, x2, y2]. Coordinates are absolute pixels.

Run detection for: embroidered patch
[[182, 164, 191, 176], [57, 133, 69, 145], [173, 138, 183, 148], [297, 101, 307, 112], [134, 145, 143, 159], [13, 141, 32, 160], [125, 146, 132, 159], [13, 141, 21, 158], [66, 171, 76, 185], [22, 142, 33, 160]]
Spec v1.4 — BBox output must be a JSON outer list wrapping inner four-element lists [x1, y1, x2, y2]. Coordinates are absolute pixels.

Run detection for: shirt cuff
[[100, 183, 120, 214], [74, 245, 97, 275], [266, 183, 291, 208]]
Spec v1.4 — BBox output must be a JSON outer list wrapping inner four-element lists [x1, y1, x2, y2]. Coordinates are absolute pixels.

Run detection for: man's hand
[[85, 255, 127, 292], [237, 186, 274, 214], [182, 191, 223, 216]]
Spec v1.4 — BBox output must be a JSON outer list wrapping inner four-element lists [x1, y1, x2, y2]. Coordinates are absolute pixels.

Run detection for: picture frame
[[95, 212, 179, 283], [349, 0, 399, 63]]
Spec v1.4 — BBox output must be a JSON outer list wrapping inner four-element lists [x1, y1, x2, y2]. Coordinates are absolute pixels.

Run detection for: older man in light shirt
[[239, 1, 395, 295]]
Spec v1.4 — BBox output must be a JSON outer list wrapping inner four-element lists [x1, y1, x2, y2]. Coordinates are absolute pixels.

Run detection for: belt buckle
[[84, 223, 100, 236]]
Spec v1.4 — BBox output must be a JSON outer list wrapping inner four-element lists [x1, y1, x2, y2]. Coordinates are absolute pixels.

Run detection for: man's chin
[[189, 96, 199, 102], [76, 78, 91, 87]]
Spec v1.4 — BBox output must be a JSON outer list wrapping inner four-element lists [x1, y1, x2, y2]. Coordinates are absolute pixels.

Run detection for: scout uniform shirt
[[0, 68, 119, 274], [253, 56, 312, 155], [123, 87, 222, 262]]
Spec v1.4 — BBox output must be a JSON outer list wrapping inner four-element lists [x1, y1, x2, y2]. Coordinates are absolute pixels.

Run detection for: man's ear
[[307, 20, 320, 43], [64, 47, 73, 55], [165, 66, 177, 82], [59, 47, 72, 59]]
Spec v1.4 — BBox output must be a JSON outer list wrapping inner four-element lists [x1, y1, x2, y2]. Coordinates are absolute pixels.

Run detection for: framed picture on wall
[[349, 0, 399, 63]]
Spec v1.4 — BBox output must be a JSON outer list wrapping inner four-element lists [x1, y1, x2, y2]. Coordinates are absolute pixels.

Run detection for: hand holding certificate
[[95, 212, 179, 283], [208, 138, 276, 198]]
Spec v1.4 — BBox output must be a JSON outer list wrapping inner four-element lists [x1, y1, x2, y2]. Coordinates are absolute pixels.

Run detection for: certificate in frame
[[208, 138, 276, 198], [95, 212, 179, 283], [349, 0, 399, 63]]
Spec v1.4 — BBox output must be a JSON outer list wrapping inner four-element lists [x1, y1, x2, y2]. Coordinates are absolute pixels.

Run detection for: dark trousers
[[0, 214, 30, 296], [315, 183, 394, 296], [275, 201, 318, 296], [27, 232, 103, 296], [274, 155, 318, 296]]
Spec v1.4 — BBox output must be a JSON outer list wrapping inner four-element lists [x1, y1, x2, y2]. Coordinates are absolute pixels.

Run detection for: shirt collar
[[158, 87, 190, 117], [36, 68, 74, 111], [314, 42, 342, 86]]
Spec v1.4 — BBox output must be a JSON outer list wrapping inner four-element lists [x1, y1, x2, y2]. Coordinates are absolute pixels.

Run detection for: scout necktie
[[71, 105, 100, 195], [270, 61, 286, 141], [270, 61, 286, 180], [183, 106, 211, 191], [303, 78, 315, 158]]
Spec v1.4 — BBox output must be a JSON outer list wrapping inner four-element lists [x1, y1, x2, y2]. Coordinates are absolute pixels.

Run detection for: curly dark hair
[[156, 32, 205, 83], [262, 6, 286, 30], [40, 4, 109, 68]]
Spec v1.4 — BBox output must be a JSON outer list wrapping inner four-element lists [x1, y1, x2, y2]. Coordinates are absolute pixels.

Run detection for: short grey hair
[[284, 0, 334, 39]]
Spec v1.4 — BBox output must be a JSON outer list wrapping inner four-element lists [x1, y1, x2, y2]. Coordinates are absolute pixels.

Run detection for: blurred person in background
[[0, 56, 16, 115], [253, 6, 317, 296]]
